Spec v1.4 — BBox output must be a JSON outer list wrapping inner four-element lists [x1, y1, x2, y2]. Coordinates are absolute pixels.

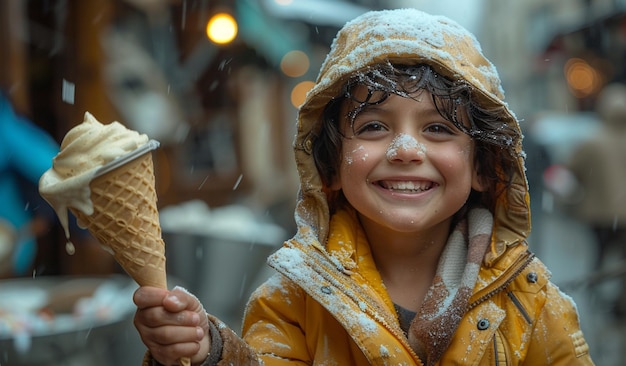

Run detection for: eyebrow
[[352, 96, 444, 117]]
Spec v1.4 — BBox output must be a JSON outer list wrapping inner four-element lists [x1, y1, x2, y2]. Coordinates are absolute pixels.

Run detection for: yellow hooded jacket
[[145, 8, 595, 366]]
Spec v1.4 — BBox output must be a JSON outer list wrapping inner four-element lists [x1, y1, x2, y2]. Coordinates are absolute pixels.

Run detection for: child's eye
[[354, 121, 388, 136], [425, 123, 454, 135]]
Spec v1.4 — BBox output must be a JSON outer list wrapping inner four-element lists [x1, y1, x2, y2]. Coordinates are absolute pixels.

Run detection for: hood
[[292, 9, 531, 265]]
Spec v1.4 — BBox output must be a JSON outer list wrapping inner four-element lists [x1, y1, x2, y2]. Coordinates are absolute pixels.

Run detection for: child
[[133, 8, 594, 365]]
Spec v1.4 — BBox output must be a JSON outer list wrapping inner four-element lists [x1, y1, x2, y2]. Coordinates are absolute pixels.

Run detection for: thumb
[[163, 286, 205, 314], [169, 286, 210, 334]]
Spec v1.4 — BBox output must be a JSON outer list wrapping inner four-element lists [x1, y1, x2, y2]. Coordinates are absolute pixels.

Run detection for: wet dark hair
[[312, 63, 521, 211]]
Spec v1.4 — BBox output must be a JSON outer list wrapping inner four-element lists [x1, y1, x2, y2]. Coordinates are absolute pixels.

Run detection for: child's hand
[[133, 286, 211, 365]]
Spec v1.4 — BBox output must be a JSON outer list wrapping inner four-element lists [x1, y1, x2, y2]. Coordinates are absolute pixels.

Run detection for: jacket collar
[[272, 206, 536, 309]]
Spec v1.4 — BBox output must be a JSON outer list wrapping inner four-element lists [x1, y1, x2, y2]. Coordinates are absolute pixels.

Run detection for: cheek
[[455, 141, 473, 158], [431, 142, 471, 162], [455, 142, 475, 164], [436, 143, 476, 180], [457, 143, 480, 191], [343, 144, 368, 167], [332, 143, 369, 190]]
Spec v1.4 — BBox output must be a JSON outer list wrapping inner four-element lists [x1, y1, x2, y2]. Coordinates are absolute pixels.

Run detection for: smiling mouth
[[377, 180, 435, 193]]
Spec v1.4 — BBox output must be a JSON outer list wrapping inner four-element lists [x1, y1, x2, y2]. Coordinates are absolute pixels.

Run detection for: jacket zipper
[[470, 251, 535, 366], [276, 240, 424, 364], [493, 336, 500, 366], [467, 251, 536, 311], [507, 291, 532, 324]]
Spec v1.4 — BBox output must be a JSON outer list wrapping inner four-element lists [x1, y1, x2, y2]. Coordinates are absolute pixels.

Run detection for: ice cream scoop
[[39, 112, 151, 238]]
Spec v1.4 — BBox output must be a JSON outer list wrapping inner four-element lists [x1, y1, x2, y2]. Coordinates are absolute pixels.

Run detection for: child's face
[[331, 87, 484, 237]]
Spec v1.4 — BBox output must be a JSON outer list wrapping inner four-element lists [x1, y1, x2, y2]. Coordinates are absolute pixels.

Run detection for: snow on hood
[[291, 9, 530, 264]]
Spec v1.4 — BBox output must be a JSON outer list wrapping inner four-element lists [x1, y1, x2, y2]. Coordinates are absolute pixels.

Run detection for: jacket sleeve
[[525, 282, 595, 365], [141, 314, 260, 366], [140, 274, 309, 366], [241, 273, 313, 365]]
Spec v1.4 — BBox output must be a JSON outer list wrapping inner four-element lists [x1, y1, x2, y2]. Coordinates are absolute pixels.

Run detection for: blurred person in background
[[0, 90, 59, 277], [546, 83, 626, 318]]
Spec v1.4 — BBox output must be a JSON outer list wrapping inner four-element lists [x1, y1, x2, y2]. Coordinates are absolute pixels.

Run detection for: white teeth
[[382, 181, 431, 192]]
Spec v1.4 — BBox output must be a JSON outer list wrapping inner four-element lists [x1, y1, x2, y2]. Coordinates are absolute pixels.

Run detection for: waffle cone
[[71, 151, 167, 289]]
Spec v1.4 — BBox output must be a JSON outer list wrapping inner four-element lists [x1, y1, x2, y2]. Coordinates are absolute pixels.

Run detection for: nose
[[386, 133, 426, 163]]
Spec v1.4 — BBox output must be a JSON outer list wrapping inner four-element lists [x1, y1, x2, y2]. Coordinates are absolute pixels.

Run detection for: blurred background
[[1, 0, 625, 364]]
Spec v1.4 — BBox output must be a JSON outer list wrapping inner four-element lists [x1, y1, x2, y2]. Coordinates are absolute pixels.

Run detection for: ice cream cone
[[39, 114, 190, 365], [70, 149, 167, 289], [70, 146, 192, 366]]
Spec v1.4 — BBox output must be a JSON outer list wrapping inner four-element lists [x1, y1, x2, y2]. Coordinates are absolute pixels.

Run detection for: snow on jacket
[[144, 8, 594, 366], [241, 208, 591, 365]]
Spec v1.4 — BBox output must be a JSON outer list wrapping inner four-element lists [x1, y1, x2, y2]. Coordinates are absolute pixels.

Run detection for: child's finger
[[145, 324, 205, 345], [150, 341, 202, 365], [163, 286, 203, 313], [141, 326, 204, 364], [133, 286, 169, 309], [135, 306, 201, 328]]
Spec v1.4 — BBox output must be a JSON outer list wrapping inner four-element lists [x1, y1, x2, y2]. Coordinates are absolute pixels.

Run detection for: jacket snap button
[[304, 138, 313, 153], [526, 272, 538, 283], [477, 318, 490, 330], [321, 286, 332, 294]]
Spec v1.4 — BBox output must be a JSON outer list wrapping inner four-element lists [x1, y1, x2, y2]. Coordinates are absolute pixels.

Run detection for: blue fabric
[[0, 93, 59, 275]]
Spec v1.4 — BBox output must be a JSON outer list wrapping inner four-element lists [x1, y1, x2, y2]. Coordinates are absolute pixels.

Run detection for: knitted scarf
[[407, 207, 493, 366]]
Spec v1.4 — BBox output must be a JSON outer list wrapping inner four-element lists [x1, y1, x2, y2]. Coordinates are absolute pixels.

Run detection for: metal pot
[[0, 275, 143, 366]]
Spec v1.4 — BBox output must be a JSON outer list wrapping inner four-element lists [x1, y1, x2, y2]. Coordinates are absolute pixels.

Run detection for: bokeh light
[[564, 57, 601, 98], [206, 13, 238, 45], [280, 50, 310, 78], [291, 81, 315, 108]]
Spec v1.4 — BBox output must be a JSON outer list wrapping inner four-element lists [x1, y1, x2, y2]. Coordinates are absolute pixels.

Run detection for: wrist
[[194, 315, 223, 366], [192, 336, 211, 365]]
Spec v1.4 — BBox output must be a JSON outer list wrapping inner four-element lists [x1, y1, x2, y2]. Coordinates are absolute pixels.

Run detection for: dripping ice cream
[[39, 112, 151, 237], [38, 112, 167, 288]]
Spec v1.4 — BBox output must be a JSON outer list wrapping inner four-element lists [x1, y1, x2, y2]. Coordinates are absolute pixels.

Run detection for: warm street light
[[564, 57, 601, 98], [206, 12, 238, 45]]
